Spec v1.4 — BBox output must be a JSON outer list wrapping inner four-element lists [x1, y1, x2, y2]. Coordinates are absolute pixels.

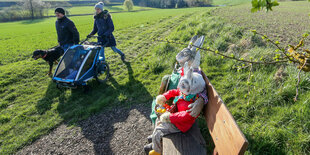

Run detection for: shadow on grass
[[244, 132, 286, 155], [35, 82, 65, 115], [36, 61, 153, 154]]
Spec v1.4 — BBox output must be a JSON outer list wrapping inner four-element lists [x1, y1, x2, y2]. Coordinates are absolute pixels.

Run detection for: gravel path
[[17, 104, 153, 155]]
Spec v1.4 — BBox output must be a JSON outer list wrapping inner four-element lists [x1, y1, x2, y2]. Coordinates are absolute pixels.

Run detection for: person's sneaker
[[144, 143, 153, 155], [121, 54, 125, 62]]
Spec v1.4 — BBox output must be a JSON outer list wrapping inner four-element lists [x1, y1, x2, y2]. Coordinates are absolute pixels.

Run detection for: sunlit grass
[[1, 2, 310, 154]]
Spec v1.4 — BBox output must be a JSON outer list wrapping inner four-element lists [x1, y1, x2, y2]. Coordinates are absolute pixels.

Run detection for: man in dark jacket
[[88, 2, 125, 61], [55, 8, 80, 51]]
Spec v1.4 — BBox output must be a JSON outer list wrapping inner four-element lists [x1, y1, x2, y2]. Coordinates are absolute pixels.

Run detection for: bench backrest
[[201, 71, 248, 155]]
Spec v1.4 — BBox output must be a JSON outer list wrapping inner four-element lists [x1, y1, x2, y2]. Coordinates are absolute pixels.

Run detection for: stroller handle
[[79, 35, 109, 47], [80, 35, 100, 44]]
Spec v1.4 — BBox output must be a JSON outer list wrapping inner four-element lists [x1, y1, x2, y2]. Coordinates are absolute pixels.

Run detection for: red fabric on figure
[[181, 67, 185, 76], [162, 89, 198, 133]]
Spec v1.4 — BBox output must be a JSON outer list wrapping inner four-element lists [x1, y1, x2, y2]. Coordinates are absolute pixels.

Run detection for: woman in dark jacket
[[88, 2, 125, 61]]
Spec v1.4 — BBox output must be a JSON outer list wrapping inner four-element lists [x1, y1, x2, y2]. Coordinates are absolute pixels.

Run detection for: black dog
[[32, 46, 64, 76]]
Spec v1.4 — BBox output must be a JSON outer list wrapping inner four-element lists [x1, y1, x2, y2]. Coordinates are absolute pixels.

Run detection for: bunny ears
[[183, 62, 193, 80], [188, 35, 205, 53], [188, 35, 205, 69], [192, 51, 200, 69]]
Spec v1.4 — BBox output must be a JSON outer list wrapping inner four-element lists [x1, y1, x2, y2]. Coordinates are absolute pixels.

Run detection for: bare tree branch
[[153, 38, 288, 65]]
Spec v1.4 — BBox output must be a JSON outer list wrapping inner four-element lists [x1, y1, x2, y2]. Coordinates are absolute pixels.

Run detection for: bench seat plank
[[163, 122, 206, 155]]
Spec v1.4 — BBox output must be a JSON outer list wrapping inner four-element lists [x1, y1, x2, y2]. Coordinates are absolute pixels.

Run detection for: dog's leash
[[48, 45, 60, 50]]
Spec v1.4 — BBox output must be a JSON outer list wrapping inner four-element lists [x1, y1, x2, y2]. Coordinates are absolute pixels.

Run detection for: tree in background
[[124, 0, 134, 11], [185, 0, 212, 7], [0, 0, 50, 22], [23, 0, 49, 19], [103, 0, 111, 5]]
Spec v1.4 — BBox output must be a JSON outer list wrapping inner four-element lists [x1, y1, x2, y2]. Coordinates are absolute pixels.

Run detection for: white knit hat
[[95, 2, 104, 11]]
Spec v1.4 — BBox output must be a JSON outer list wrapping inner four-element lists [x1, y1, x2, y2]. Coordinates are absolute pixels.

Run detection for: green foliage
[[0, 0, 50, 22], [250, 0, 310, 12], [251, 0, 279, 12]]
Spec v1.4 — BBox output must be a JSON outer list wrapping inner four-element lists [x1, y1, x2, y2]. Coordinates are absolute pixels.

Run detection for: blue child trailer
[[52, 44, 109, 89]]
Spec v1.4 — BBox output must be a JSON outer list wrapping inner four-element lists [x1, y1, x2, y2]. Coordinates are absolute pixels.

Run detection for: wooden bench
[[160, 71, 248, 155]]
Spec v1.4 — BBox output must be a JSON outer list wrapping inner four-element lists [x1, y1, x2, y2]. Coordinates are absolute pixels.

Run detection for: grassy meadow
[[0, 7, 212, 154], [212, 0, 251, 6], [1, 1, 310, 154], [46, 5, 154, 16]]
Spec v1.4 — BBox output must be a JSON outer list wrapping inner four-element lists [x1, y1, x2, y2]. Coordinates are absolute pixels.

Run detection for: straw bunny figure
[[149, 62, 206, 155], [176, 35, 202, 70], [176, 35, 207, 118]]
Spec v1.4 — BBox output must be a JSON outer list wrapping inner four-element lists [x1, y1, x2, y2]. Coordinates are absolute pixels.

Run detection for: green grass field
[[0, 7, 211, 154], [47, 5, 154, 16], [1, 2, 310, 154], [0, 4, 153, 17], [212, 0, 251, 5]]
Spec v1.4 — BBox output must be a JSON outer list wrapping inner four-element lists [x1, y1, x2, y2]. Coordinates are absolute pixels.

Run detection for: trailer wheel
[[95, 61, 110, 83]]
